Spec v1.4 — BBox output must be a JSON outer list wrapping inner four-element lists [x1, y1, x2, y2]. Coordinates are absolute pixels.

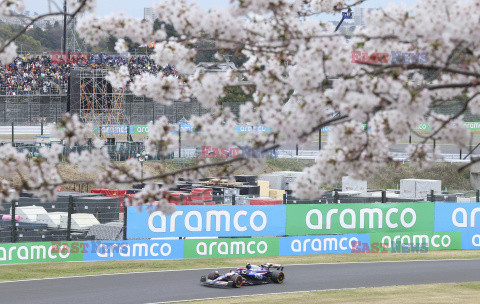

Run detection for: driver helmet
[[246, 264, 251, 269]]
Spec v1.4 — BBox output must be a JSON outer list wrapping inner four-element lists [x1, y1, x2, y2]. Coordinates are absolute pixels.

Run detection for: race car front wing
[[200, 276, 234, 288]]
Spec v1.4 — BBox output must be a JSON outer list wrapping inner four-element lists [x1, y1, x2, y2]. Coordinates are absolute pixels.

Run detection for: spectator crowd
[[0, 53, 178, 96]]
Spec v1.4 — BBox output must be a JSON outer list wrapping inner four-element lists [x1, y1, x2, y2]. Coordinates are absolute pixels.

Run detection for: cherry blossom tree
[[0, 0, 479, 210]]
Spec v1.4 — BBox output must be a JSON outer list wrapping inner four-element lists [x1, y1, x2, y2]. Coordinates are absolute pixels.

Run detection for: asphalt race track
[[1, 259, 480, 304]]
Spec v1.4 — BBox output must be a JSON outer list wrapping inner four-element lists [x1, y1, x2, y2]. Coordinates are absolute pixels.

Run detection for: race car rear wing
[[262, 263, 284, 271]]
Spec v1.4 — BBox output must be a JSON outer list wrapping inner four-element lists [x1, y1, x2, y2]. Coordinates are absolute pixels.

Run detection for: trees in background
[[0, 0, 478, 210]]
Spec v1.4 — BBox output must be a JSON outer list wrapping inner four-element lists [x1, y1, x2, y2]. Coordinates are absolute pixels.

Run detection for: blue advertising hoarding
[[434, 202, 480, 231], [127, 205, 287, 239], [460, 230, 480, 250], [83, 240, 184, 261], [279, 234, 370, 255], [236, 125, 271, 133]]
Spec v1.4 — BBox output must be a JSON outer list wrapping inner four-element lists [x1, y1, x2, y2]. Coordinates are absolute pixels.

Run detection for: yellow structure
[[269, 189, 285, 199], [258, 180, 270, 197]]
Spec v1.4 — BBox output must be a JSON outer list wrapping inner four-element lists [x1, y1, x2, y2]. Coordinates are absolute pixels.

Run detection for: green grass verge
[[175, 282, 480, 304], [1, 250, 480, 282]]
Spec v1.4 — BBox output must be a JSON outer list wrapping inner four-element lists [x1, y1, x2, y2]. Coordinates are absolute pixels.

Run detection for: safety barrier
[[1, 202, 480, 265]]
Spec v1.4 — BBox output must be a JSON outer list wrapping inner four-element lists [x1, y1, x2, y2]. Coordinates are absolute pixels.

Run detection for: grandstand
[[0, 53, 223, 126]]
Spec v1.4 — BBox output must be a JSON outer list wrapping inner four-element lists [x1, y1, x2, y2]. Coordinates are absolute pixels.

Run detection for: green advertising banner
[[286, 203, 435, 236], [370, 231, 461, 251], [184, 237, 279, 259], [0, 241, 84, 265], [413, 123, 430, 131], [92, 126, 149, 135], [92, 122, 480, 135], [358, 123, 480, 132], [410, 122, 480, 131], [464, 122, 480, 130]]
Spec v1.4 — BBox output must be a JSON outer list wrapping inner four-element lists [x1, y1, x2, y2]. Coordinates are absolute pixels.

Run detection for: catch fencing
[[0, 194, 124, 244], [1, 202, 480, 264], [0, 94, 238, 125], [13, 143, 173, 162], [0, 189, 445, 245]]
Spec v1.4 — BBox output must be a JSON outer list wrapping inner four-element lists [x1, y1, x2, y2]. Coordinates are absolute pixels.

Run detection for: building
[[195, 62, 237, 73], [353, 7, 378, 27], [0, 12, 63, 29], [330, 21, 356, 36], [39, 15, 64, 27], [144, 7, 155, 22]]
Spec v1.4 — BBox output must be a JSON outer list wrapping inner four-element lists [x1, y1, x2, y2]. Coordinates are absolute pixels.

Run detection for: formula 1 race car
[[200, 263, 285, 288]]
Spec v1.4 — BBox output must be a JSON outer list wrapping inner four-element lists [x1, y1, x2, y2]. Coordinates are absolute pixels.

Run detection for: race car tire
[[231, 274, 243, 288], [271, 271, 285, 284], [207, 272, 220, 280]]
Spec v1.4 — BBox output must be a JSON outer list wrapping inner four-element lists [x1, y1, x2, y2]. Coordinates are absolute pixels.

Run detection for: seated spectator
[[0, 54, 178, 95]]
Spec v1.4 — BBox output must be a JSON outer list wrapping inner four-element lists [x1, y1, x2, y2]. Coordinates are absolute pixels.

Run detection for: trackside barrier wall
[[127, 205, 286, 238], [0, 241, 84, 264], [82, 240, 184, 261], [285, 203, 435, 235], [3, 202, 480, 265]]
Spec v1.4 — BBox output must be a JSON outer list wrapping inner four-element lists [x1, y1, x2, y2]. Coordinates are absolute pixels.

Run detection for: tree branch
[[0, 0, 88, 54]]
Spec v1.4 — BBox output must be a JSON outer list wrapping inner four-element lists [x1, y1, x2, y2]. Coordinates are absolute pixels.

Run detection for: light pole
[[317, 8, 353, 151], [63, 0, 67, 54], [137, 152, 146, 180], [335, 8, 352, 32]]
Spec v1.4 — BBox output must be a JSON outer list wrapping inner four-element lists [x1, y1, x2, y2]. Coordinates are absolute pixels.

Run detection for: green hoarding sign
[[184, 237, 279, 259], [92, 126, 149, 135], [370, 231, 461, 251], [413, 122, 480, 131], [286, 203, 435, 235], [0, 241, 84, 265], [360, 122, 480, 132]]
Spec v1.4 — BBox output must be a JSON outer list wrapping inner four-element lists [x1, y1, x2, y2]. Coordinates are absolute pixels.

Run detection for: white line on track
[[0, 258, 478, 284], [148, 287, 368, 304], [149, 274, 480, 304]]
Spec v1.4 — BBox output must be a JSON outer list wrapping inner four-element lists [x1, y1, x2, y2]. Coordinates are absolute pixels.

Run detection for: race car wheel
[[271, 271, 285, 284], [231, 274, 243, 288], [207, 271, 220, 280]]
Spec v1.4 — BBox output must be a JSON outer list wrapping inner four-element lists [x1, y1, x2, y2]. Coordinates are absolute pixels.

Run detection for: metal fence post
[[11, 122, 14, 145], [319, 131, 322, 150], [123, 195, 128, 240], [152, 103, 155, 123], [11, 200, 16, 243], [334, 191, 339, 204], [67, 195, 73, 241], [476, 189, 479, 203], [381, 190, 386, 203], [178, 123, 181, 158], [129, 102, 132, 123], [430, 190, 435, 202], [175, 101, 178, 122], [283, 193, 287, 204], [232, 195, 236, 205], [41, 121, 44, 135]]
